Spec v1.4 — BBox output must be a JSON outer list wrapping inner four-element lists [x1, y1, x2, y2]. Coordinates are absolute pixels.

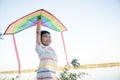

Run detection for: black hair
[[41, 30, 50, 37]]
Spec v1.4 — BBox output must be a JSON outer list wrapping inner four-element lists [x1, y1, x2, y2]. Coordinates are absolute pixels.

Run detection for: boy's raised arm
[[36, 16, 41, 45]]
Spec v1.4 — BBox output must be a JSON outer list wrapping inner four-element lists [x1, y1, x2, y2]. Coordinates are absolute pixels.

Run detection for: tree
[[57, 58, 88, 80], [71, 58, 80, 69]]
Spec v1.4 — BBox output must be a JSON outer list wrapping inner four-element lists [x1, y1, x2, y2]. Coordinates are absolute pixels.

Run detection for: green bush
[[57, 58, 88, 80]]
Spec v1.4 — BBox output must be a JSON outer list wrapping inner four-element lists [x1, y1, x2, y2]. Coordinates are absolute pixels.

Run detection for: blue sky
[[0, 0, 120, 72]]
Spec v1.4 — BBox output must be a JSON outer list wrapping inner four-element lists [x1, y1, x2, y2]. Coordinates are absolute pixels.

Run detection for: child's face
[[41, 33, 51, 46]]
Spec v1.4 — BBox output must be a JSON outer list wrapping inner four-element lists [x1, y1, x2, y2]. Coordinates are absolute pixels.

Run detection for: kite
[[3, 9, 68, 75], [4, 9, 67, 35]]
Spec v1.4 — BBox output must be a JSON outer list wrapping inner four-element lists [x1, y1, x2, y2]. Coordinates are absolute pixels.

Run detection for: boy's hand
[[37, 16, 41, 20]]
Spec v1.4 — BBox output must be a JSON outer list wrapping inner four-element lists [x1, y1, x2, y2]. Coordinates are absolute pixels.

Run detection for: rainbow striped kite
[[4, 9, 67, 35]]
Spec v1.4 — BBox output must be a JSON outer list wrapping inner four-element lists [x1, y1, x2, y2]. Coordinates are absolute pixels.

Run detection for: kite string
[[12, 34, 21, 75], [61, 32, 69, 65]]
